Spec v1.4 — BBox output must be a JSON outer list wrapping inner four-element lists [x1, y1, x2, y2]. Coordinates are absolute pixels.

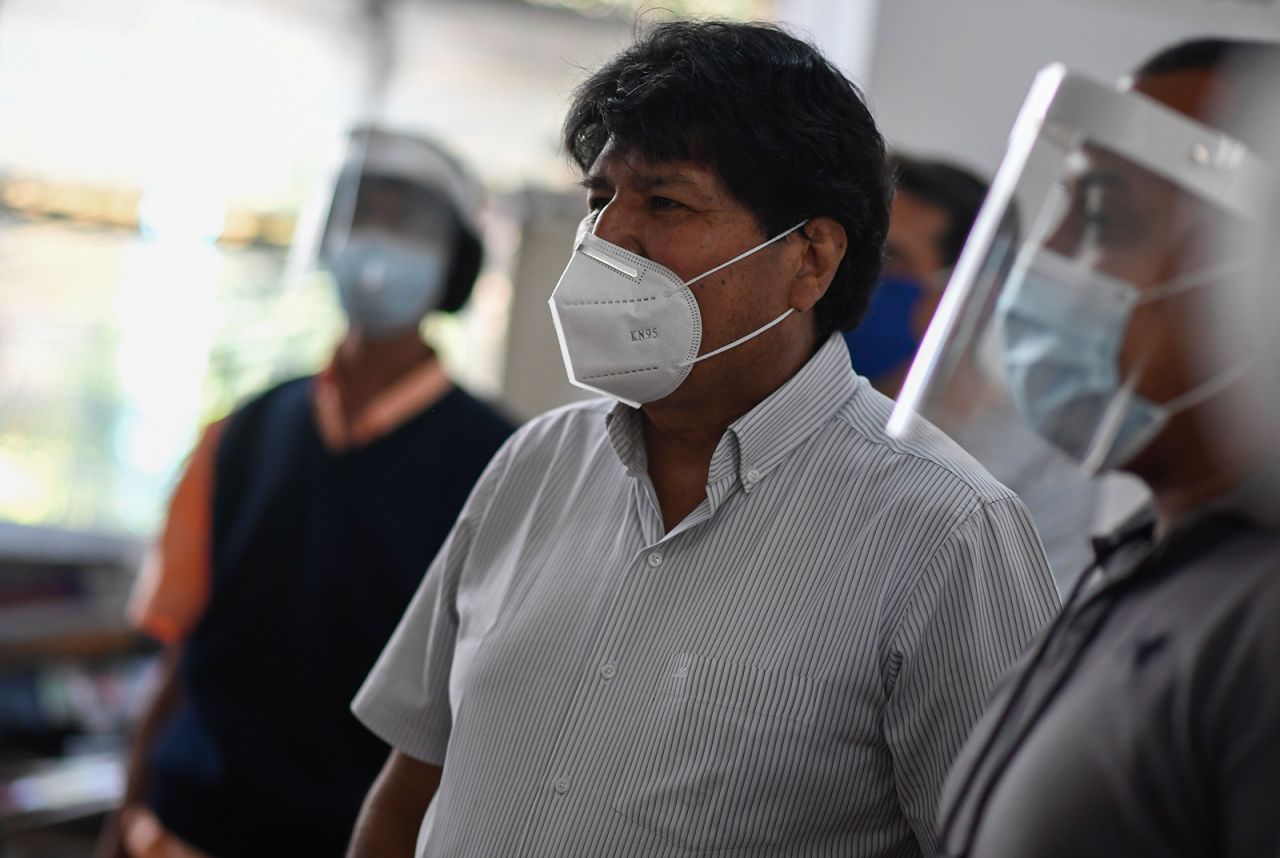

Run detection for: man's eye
[[649, 196, 684, 211]]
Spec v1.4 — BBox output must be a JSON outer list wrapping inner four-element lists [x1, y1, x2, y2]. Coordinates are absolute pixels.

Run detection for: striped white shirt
[[353, 334, 1059, 857]]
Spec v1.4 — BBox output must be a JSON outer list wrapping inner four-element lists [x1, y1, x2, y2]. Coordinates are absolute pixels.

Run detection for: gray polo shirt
[[353, 334, 1058, 858], [938, 465, 1280, 858]]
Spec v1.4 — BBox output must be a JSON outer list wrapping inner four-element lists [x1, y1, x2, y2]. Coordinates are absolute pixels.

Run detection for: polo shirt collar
[[605, 334, 858, 493], [1089, 456, 1280, 589]]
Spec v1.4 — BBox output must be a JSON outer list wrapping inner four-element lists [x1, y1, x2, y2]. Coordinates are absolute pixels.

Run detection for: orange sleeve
[[127, 418, 228, 645]]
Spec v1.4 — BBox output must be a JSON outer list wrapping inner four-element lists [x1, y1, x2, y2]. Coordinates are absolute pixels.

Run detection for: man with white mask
[[101, 128, 513, 858], [348, 22, 1056, 858], [884, 38, 1280, 858]]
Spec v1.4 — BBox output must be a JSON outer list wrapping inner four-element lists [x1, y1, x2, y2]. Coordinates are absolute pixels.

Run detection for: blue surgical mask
[[998, 248, 1247, 472], [843, 276, 923, 381], [328, 231, 447, 337]]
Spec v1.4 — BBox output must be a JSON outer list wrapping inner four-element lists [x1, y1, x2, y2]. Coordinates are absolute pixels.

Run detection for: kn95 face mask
[[548, 213, 808, 407]]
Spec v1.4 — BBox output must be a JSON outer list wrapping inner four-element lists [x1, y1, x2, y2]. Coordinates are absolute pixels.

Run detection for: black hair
[[891, 154, 989, 269], [563, 20, 892, 338], [1136, 37, 1280, 79], [439, 216, 482, 314], [1135, 38, 1280, 151]]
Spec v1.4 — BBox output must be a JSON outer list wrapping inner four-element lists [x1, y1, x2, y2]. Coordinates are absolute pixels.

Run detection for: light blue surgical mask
[[998, 248, 1247, 472], [328, 231, 447, 338]]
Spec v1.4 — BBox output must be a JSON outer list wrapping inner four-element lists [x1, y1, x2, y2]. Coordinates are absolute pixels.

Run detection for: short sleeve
[[883, 497, 1059, 857], [127, 419, 227, 644], [351, 435, 515, 765]]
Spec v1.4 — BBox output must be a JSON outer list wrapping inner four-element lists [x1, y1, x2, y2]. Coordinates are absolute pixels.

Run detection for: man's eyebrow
[[578, 173, 702, 191], [637, 173, 698, 188]]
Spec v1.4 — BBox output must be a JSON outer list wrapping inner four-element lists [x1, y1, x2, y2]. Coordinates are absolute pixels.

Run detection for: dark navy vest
[[146, 376, 512, 856]]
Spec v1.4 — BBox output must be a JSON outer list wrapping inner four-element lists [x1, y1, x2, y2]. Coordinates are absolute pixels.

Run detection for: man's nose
[[593, 199, 646, 257]]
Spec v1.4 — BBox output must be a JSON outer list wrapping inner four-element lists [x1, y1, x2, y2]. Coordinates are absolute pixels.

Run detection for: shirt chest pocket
[[610, 652, 849, 852]]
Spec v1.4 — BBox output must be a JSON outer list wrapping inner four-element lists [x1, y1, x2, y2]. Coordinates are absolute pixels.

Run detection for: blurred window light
[[0, 0, 784, 540]]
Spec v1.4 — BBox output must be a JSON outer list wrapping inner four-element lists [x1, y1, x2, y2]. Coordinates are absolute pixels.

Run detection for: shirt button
[[745, 468, 762, 484], [599, 662, 617, 680], [647, 551, 663, 568], [554, 777, 570, 795]]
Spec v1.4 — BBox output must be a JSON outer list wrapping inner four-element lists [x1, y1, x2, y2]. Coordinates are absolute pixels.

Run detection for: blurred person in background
[[346, 21, 1055, 858], [847, 154, 1097, 596], [844, 154, 988, 398], [97, 128, 514, 858], [933, 39, 1280, 858]]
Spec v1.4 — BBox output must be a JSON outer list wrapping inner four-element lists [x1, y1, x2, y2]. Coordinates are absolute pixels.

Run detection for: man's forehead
[[586, 145, 721, 190], [1129, 68, 1222, 125]]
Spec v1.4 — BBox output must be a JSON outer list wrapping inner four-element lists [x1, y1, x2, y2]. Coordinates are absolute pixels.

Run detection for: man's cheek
[[1122, 307, 1184, 401]]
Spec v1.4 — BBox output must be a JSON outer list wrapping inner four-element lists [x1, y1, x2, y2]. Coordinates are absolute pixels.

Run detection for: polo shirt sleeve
[[351, 435, 515, 766], [127, 419, 227, 645], [882, 496, 1059, 857]]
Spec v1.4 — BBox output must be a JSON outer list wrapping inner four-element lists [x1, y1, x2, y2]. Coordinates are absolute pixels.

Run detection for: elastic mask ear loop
[[1080, 366, 1145, 475], [679, 309, 796, 367], [675, 219, 810, 368], [1138, 259, 1247, 305], [1081, 343, 1255, 475], [680, 220, 809, 290]]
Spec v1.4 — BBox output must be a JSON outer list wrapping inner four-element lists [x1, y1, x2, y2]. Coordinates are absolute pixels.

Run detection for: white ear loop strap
[[682, 219, 810, 288], [679, 308, 796, 367], [676, 219, 810, 367], [1138, 259, 1249, 305]]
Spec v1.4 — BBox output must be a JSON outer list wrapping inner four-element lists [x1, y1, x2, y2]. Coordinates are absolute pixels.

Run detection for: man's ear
[[788, 217, 847, 313]]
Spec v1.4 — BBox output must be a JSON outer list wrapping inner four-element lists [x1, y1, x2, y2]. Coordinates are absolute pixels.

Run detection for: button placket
[[535, 530, 665, 830]]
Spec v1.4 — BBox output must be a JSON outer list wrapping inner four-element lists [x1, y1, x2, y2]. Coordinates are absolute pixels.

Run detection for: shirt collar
[[1089, 456, 1280, 584], [605, 334, 859, 493], [312, 340, 451, 453], [1090, 505, 1156, 570], [605, 404, 648, 477]]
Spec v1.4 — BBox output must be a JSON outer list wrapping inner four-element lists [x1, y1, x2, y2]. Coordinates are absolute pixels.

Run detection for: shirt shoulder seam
[[832, 402, 1016, 505]]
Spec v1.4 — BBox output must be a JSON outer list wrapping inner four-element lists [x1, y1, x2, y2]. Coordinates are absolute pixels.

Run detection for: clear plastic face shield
[[1204, 58, 1280, 508], [311, 128, 484, 337], [887, 65, 1272, 475]]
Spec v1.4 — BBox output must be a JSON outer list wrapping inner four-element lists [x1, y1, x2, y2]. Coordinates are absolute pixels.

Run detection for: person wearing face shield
[[847, 155, 1097, 595], [98, 129, 514, 858], [347, 22, 1057, 858], [886, 39, 1280, 858]]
